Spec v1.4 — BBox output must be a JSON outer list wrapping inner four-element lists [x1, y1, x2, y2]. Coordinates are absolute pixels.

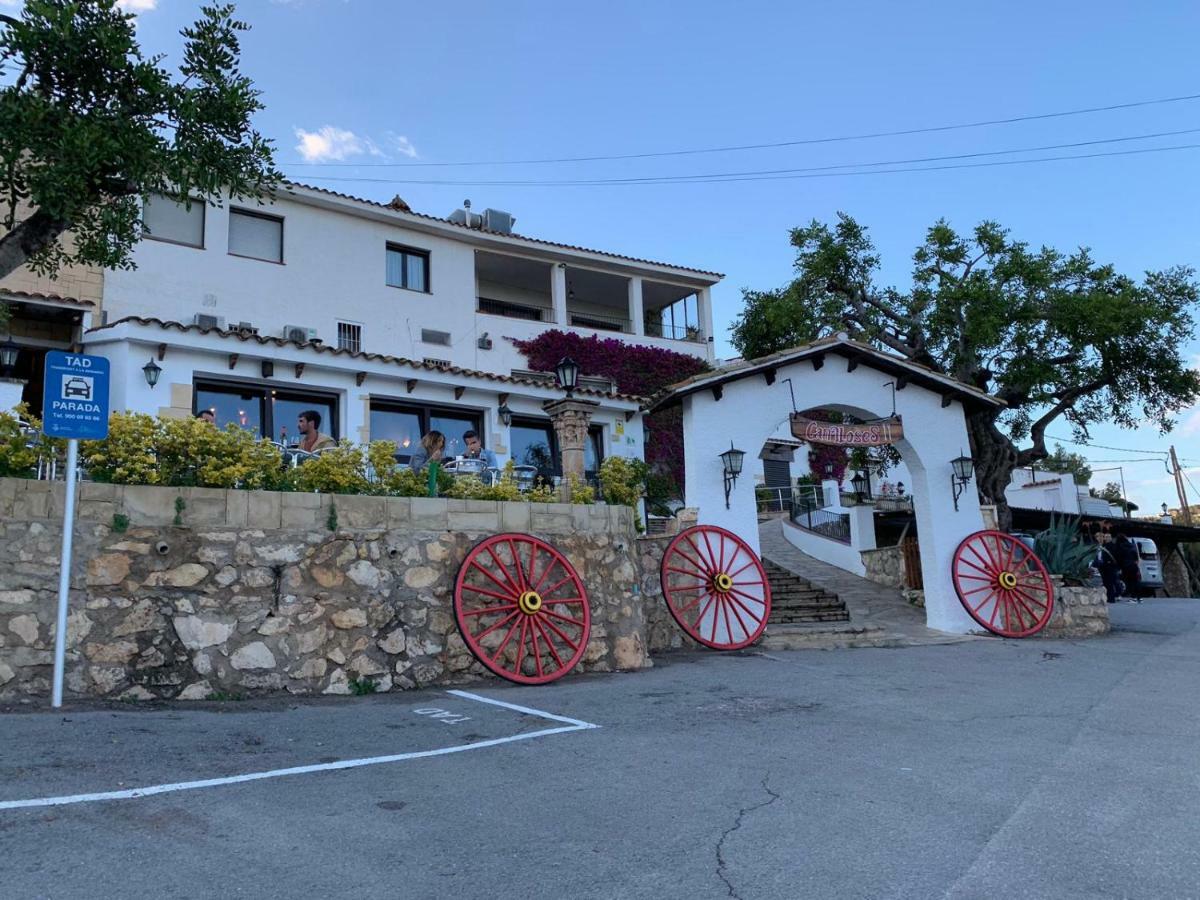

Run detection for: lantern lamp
[[719, 442, 746, 509], [554, 356, 580, 397], [142, 357, 162, 388]]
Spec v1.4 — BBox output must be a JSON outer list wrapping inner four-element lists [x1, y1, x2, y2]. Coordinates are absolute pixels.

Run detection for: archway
[[656, 337, 1001, 634]]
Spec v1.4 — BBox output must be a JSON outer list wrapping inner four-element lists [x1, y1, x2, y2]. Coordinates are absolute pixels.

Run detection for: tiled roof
[[0, 289, 96, 309], [86, 316, 646, 403], [649, 334, 1004, 410], [282, 181, 724, 279]]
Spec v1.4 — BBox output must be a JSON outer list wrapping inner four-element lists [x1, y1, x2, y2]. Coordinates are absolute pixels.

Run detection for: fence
[[789, 493, 851, 544]]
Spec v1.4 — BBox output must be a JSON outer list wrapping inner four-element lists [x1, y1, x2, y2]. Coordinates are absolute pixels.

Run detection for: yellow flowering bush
[[365, 440, 428, 497], [82, 412, 162, 484], [0, 406, 56, 478], [567, 474, 595, 505], [288, 440, 369, 494]]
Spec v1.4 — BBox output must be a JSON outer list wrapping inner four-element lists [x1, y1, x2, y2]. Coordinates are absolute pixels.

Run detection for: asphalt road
[[2, 600, 1199, 900]]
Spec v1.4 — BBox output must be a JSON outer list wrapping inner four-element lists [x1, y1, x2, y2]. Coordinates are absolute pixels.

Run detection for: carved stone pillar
[[543, 397, 600, 501]]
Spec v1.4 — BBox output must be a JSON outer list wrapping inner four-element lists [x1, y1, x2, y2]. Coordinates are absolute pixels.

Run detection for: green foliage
[[1092, 481, 1137, 513], [365, 440, 426, 497], [1038, 444, 1093, 485], [1034, 514, 1096, 581], [111, 512, 129, 533], [82, 412, 161, 484], [599, 456, 645, 529], [326, 502, 338, 532], [732, 213, 1200, 521], [173, 495, 186, 526], [567, 474, 595, 505], [0, 405, 58, 477], [288, 441, 368, 495], [349, 676, 377, 696], [0, 0, 280, 280]]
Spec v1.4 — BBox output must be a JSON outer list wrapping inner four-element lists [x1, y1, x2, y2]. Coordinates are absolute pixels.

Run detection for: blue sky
[[119, 1, 1200, 511]]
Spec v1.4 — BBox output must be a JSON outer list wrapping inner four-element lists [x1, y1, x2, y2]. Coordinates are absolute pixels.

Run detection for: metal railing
[[644, 321, 704, 342], [789, 492, 851, 544], [478, 296, 548, 322], [569, 312, 629, 333]]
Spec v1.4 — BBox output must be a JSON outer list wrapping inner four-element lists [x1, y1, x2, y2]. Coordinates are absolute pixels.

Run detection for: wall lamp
[[850, 471, 867, 501], [142, 357, 162, 388], [720, 441, 746, 509], [0, 337, 18, 373], [555, 356, 580, 398], [950, 452, 975, 511], [498, 403, 513, 427]]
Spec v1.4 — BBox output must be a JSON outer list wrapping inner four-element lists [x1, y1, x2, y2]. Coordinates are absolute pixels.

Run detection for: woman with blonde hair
[[408, 430, 445, 474]]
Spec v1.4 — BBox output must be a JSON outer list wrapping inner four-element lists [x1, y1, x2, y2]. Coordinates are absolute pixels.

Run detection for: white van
[[1132, 538, 1165, 595]]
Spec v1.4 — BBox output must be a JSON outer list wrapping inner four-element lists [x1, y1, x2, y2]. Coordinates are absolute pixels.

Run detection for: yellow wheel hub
[[712, 572, 734, 594], [517, 590, 543, 615], [997, 571, 1018, 590]]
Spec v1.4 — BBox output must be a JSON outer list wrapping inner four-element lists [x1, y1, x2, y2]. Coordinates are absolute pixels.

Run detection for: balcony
[[475, 251, 555, 323]]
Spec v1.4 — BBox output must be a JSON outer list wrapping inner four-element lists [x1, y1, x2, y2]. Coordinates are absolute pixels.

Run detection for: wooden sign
[[790, 414, 903, 447]]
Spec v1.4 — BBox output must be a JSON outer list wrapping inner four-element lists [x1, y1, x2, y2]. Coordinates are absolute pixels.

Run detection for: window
[[585, 425, 604, 477], [228, 208, 283, 263], [369, 400, 481, 463], [386, 244, 430, 292], [337, 321, 362, 353], [194, 379, 337, 444], [143, 193, 205, 248], [420, 329, 451, 346], [509, 418, 556, 483]]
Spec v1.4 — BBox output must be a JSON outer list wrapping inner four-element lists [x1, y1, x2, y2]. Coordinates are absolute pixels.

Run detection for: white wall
[[681, 355, 985, 634], [1005, 469, 1082, 515], [780, 519, 868, 576], [104, 192, 715, 381]]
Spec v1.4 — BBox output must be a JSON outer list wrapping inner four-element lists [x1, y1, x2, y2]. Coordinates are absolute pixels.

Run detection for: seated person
[[409, 430, 446, 474], [196, 409, 216, 425], [297, 410, 336, 452], [462, 429, 498, 469]]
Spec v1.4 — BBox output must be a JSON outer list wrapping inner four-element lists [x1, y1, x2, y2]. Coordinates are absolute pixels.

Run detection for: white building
[[75, 183, 721, 476]]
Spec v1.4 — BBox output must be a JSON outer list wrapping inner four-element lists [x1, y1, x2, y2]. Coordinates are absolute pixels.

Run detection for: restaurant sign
[[790, 414, 903, 447]]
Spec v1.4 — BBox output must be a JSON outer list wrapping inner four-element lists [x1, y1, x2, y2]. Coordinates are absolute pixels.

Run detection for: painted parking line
[[0, 690, 599, 812]]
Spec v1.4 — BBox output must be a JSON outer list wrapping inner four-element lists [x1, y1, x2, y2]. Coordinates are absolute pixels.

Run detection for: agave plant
[[1033, 513, 1096, 581]]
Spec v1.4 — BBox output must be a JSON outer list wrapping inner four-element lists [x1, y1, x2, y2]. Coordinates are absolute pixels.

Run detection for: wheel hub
[[997, 571, 1018, 590], [517, 590, 543, 615], [712, 572, 734, 594]]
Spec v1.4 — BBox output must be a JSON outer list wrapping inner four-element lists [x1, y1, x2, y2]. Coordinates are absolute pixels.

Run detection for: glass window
[[194, 379, 337, 444], [369, 400, 481, 463], [510, 418, 556, 482], [143, 193, 205, 248], [386, 244, 430, 292], [229, 208, 283, 263], [194, 384, 264, 434], [337, 321, 362, 353], [585, 425, 604, 476]]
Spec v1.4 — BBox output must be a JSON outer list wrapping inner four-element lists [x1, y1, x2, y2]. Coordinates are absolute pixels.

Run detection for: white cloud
[[1181, 407, 1200, 437], [116, 0, 158, 11], [293, 125, 383, 163], [388, 133, 419, 159]]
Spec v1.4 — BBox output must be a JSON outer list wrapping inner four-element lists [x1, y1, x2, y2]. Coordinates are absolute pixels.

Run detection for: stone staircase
[[764, 559, 850, 625]]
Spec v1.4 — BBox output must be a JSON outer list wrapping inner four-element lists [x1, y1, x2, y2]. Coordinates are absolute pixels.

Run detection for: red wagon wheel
[[952, 530, 1054, 638], [453, 533, 591, 685], [660, 525, 771, 650]]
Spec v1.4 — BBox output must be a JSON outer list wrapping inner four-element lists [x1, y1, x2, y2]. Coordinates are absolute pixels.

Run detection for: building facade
[[75, 184, 722, 477]]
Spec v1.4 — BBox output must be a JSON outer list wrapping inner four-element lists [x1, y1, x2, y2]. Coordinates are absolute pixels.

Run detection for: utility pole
[[1170, 445, 1193, 526]]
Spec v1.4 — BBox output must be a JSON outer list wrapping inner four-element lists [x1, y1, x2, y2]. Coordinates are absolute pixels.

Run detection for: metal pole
[[1118, 466, 1129, 518], [51, 438, 79, 708]]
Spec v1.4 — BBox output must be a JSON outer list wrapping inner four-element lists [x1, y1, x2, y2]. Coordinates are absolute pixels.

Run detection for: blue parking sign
[[42, 351, 110, 440]]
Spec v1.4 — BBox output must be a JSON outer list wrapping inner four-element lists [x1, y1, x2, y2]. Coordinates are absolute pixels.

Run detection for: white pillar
[[551, 264, 568, 326], [848, 505, 877, 552], [0, 377, 27, 414], [629, 276, 644, 336], [696, 286, 715, 360], [821, 478, 840, 508]]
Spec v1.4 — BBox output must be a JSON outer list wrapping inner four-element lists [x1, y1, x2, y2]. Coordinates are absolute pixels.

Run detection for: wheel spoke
[[532, 616, 566, 669], [728, 557, 757, 579], [491, 615, 523, 663], [472, 609, 520, 640], [509, 538, 528, 592], [671, 545, 710, 577], [540, 573, 575, 599], [471, 559, 518, 595], [725, 591, 764, 626], [957, 554, 995, 579], [460, 583, 517, 603], [527, 621, 544, 678], [666, 564, 707, 580], [685, 534, 717, 575], [701, 530, 721, 576], [461, 603, 518, 618], [720, 596, 738, 643], [672, 590, 708, 616], [487, 545, 522, 596], [542, 608, 586, 628], [971, 590, 999, 615], [539, 614, 581, 652]]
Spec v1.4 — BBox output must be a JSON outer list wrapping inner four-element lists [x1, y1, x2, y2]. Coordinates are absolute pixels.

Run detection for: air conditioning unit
[[193, 313, 226, 331], [283, 324, 318, 344], [482, 208, 516, 234], [232, 321, 259, 335]]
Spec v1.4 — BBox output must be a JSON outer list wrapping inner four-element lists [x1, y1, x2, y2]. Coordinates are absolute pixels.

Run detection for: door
[[762, 459, 792, 512]]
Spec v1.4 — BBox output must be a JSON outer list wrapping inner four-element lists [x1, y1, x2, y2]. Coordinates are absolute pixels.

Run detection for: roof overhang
[[646, 334, 1004, 413]]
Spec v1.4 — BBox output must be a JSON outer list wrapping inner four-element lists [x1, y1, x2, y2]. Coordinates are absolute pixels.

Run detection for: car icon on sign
[[64, 377, 91, 399]]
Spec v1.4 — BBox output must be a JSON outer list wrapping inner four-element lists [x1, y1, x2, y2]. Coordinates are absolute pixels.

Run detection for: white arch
[[680, 358, 982, 634]]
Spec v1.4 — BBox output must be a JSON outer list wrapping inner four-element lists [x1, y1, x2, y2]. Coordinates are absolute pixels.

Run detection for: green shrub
[[0, 406, 57, 478], [82, 412, 162, 484], [288, 440, 369, 494]]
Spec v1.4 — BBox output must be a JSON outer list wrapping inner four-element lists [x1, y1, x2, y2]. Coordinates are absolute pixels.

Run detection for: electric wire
[[287, 141, 1200, 187], [281, 91, 1200, 168]]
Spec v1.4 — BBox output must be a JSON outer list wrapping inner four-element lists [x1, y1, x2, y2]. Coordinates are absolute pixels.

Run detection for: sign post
[[42, 351, 110, 708]]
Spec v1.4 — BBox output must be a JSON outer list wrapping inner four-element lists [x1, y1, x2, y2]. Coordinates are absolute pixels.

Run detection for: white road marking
[[0, 691, 600, 811]]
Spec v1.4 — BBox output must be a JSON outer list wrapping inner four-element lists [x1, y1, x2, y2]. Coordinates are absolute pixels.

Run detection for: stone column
[[0, 377, 27, 415], [551, 264, 568, 326], [544, 397, 600, 501]]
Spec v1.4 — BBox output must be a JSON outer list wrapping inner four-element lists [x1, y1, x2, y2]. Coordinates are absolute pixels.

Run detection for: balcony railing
[[789, 491, 851, 544], [570, 311, 629, 333], [644, 320, 704, 342], [478, 296, 550, 322]]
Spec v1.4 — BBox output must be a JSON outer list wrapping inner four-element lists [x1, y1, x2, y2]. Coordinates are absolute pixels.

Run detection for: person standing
[[1094, 533, 1122, 603], [297, 410, 336, 452], [1112, 531, 1141, 601]]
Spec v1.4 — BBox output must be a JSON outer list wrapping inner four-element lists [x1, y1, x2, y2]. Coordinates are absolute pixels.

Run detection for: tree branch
[[0, 209, 71, 282], [1016, 379, 1107, 465]]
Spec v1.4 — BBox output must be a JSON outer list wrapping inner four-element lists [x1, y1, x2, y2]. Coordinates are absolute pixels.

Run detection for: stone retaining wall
[[1039, 578, 1110, 638], [0, 479, 650, 701], [861, 545, 905, 589]]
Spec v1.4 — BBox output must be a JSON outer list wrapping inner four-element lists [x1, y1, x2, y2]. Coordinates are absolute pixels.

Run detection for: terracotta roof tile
[[0, 289, 96, 309], [283, 182, 724, 279], [86, 316, 646, 403]]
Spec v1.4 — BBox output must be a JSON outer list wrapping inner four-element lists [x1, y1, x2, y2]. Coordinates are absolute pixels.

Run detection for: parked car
[[1132, 537, 1165, 596]]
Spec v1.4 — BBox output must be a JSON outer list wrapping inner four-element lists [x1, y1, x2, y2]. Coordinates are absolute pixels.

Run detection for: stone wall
[[0, 479, 650, 701], [861, 545, 905, 589], [1039, 578, 1110, 638]]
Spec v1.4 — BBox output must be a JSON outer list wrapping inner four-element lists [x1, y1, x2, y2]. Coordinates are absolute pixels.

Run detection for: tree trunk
[[965, 410, 1023, 532], [0, 210, 70, 282]]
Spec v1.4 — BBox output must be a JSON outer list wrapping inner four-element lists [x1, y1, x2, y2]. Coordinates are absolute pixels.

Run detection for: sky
[[49, 0, 1200, 512]]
